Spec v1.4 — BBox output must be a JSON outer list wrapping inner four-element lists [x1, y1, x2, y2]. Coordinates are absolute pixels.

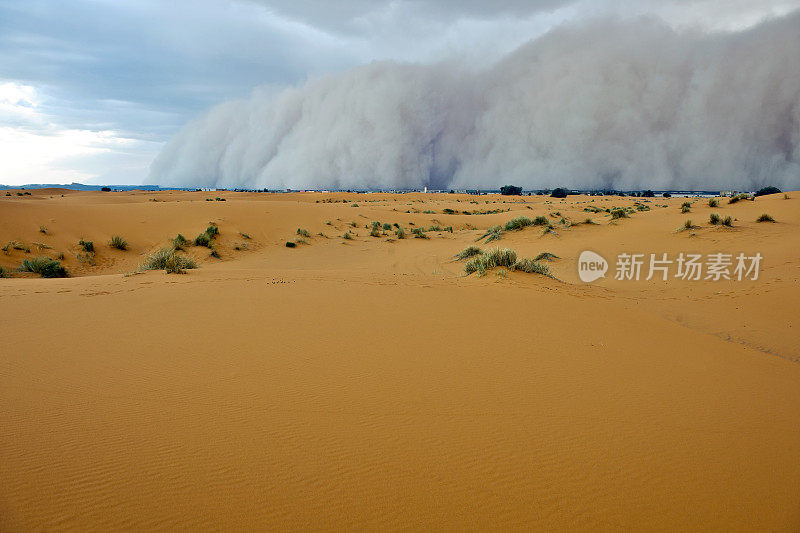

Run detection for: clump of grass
[[210, 248, 221, 258], [721, 216, 734, 227], [77, 252, 95, 265], [680, 219, 699, 231], [349, 221, 357, 228], [395, 227, 405, 239], [681, 203, 691, 213], [39, 225, 48, 234], [57, 252, 65, 260], [285, 241, 296, 248], [708, 198, 719, 207], [172, 234, 188, 250], [19, 256, 68, 278], [514, 258, 551, 276], [141, 247, 196, 273], [382, 223, 391, 231], [342, 231, 353, 240], [478, 225, 504, 243], [296, 228, 310, 238], [534, 252, 559, 261], [756, 213, 775, 222], [456, 245, 483, 260], [610, 208, 629, 219], [784, 194, 790, 200], [412, 228, 429, 239], [239, 232, 251, 239], [532, 215, 549, 226], [503, 216, 533, 231], [109, 235, 128, 250], [79, 239, 94, 253], [205, 224, 219, 238], [709, 213, 721, 225], [583, 217, 598, 225], [728, 194, 750, 204], [0, 266, 8, 277]]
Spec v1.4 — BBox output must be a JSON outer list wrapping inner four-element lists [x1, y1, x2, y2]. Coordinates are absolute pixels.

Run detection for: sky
[[0, 0, 798, 186]]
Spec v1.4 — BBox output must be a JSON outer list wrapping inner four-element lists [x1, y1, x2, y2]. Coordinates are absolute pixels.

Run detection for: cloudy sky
[[0, 0, 798, 185]]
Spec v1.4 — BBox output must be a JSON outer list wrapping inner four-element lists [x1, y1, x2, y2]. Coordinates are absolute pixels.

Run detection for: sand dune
[[1, 189, 799, 530]]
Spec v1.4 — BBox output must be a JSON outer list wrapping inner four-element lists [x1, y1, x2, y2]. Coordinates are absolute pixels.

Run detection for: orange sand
[[1, 189, 799, 530]]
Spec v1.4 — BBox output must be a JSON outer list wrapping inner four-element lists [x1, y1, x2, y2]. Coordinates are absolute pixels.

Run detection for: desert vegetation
[[19, 256, 68, 278]]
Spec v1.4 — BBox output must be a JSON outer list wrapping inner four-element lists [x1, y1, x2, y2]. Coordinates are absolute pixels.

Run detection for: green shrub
[[681, 219, 698, 231], [514, 258, 551, 275], [709, 213, 721, 225], [503, 216, 533, 231], [39, 225, 48, 234], [205, 224, 219, 238], [478, 225, 503, 243], [382, 223, 391, 231], [708, 199, 719, 207], [755, 186, 781, 197], [456, 246, 482, 260], [534, 252, 559, 261], [583, 217, 597, 225], [210, 248, 221, 258], [285, 241, 296, 248], [722, 216, 734, 227], [194, 232, 212, 247], [342, 232, 353, 240], [0, 266, 7, 278], [79, 239, 94, 253], [19, 256, 68, 278], [370, 227, 381, 237], [395, 227, 405, 239], [756, 213, 775, 222], [412, 228, 429, 239], [610, 208, 629, 219], [681, 204, 690, 213], [172, 234, 188, 250], [141, 248, 196, 272], [109, 235, 128, 250], [239, 232, 251, 239], [297, 228, 310, 238], [532, 216, 549, 226]]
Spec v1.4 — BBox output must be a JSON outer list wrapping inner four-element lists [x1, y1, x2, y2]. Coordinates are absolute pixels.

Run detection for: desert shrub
[[784, 194, 790, 200], [172, 234, 188, 250], [728, 193, 750, 204], [504, 216, 533, 231], [443, 208, 456, 214], [754, 186, 781, 197], [583, 217, 598, 225], [342, 232, 353, 240], [427, 225, 443, 232], [681, 219, 697, 231], [484, 248, 517, 269], [395, 227, 405, 239], [478, 225, 503, 243], [0, 266, 7, 277], [39, 226, 48, 234], [194, 232, 212, 247], [57, 252, 65, 260], [109, 235, 128, 250], [456, 245, 483, 260], [550, 187, 569, 198], [77, 252, 95, 265], [756, 213, 775, 222], [210, 248, 221, 258], [19, 256, 68, 278], [709, 213, 721, 225], [382, 223, 391, 231], [514, 258, 551, 275], [297, 228, 310, 238], [662, 192, 671, 198], [681, 205, 690, 214], [205, 224, 219, 238], [642, 190, 655, 197], [349, 221, 357, 227], [412, 228, 429, 239], [79, 239, 94, 253], [534, 252, 559, 261], [285, 241, 296, 248], [142, 247, 196, 272], [722, 216, 734, 227], [708, 199, 719, 207], [370, 227, 381, 237], [610, 208, 629, 219]]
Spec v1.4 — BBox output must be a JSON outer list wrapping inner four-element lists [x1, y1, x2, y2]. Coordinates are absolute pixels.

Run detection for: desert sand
[[1, 189, 799, 530]]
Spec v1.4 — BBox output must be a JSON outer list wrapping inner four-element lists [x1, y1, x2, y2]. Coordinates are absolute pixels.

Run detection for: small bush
[[756, 213, 775, 222], [583, 217, 597, 225], [708, 199, 719, 207], [370, 227, 381, 237], [205, 224, 219, 238], [342, 232, 353, 240], [514, 258, 551, 276], [532, 216, 549, 226], [194, 232, 212, 247], [395, 227, 405, 239], [39, 226, 48, 234], [19, 256, 68, 278], [109, 235, 128, 250], [534, 252, 559, 261], [210, 248, 221, 258], [412, 228, 429, 239], [142, 248, 196, 272], [478, 225, 503, 242], [550, 187, 569, 198], [456, 246, 483, 260], [709, 213, 721, 225], [285, 241, 296, 248], [172, 234, 188, 250], [239, 232, 252, 239], [610, 208, 629, 219], [297, 228, 310, 238], [0, 266, 7, 277], [79, 239, 94, 253], [382, 223, 391, 231], [504, 216, 533, 231], [722, 216, 733, 227]]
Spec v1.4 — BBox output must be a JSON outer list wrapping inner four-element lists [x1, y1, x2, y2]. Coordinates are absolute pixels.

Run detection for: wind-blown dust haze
[[149, 13, 800, 190]]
